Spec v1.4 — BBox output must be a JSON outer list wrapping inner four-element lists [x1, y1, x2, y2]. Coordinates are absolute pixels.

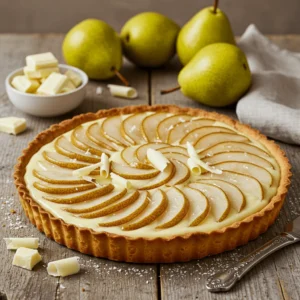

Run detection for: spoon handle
[[206, 232, 299, 292]]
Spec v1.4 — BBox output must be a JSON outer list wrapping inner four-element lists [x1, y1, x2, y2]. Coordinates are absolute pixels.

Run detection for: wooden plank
[[151, 36, 300, 300], [1, 0, 300, 35], [0, 34, 157, 300]]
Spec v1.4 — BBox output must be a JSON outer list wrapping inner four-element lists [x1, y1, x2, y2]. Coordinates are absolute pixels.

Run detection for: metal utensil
[[206, 216, 300, 292]]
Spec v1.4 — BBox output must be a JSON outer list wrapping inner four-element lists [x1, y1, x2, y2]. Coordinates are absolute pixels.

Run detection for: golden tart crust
[[14, 105, 291, 263]]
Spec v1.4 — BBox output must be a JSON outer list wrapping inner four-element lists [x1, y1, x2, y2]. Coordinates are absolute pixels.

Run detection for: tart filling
[[24, 111, 281, 238]]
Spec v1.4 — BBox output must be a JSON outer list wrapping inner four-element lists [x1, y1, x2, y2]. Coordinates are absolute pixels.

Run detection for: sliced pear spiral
[[29, 111, 279, 234]]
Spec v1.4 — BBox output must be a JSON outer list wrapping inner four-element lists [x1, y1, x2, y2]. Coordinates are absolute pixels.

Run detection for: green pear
[[62, 19, 123, 80], [178, 43, 251, 107], [120, 12, 180, 68], [177, 1, 235, 66]]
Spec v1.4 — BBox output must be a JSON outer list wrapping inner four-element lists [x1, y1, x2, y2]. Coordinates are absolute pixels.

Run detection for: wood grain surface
[[0, 34, 299, 300], [1, 0, 300, 35]]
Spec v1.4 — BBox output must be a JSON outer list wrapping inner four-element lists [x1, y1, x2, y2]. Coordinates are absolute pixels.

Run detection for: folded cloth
[[237, 24, 300, 145]]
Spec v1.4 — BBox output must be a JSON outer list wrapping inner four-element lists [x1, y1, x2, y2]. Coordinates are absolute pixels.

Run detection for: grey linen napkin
[[237, 24, 300, 145]]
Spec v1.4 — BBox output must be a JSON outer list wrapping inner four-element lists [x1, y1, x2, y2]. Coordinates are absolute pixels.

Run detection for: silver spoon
[[206, 215, 300, 292]]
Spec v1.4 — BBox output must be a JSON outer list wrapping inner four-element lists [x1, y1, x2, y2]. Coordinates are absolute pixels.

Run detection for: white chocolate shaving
[[73, 162, 102, 177], [186, 142, 222, 175], [187, 158, 202, 175], [147, 148, 169, 172], [110, 172, 132, 189], [107, 84, 137, 99], [100, 153, 110, 178], [47, 257, 80, 277], [96, 86, 103, 95], [4, 238, 39, 250], [12, 247, 42, 270]]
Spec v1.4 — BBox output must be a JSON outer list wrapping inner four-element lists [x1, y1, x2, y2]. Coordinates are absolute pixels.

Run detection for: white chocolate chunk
[[73, 162, 102, 177], [186, 142, 222, 175], [187, 158, 201, 175], [0, 117, 26, 135], [47, 257, 80, 277], [37, 73, 68, 95], [60, 80, 76, 93], [26, 52, 58, 70], [11, 75, 40, 93], [111, 172, 132, 189], [147, 148, 169, 172], [100, 153, 110, 178], [4, 238, 39, 250], [24, 66, 60, 79], [65, 70, 82, 87], [12, 247, 42, 270], [107, 84, 137, 99]]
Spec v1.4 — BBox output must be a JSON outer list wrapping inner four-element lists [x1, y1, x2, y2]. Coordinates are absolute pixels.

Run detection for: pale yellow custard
[[24, 112, 281, 239]]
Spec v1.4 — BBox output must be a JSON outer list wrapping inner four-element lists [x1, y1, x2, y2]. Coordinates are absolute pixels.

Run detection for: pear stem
[[112, 68, 129, 86], [160, 86, 181, 95], [213, 0, 219, 13]]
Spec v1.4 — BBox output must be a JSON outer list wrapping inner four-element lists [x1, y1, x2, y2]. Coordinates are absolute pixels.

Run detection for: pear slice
[[166, 159, 190, 186], [63, 188, 127, 213], [204, 151, 274, 170], [198, 179, 245, 212], [79, 190, 139, 218], [123, 189, 168, 230], [121, 147, 153, 169], [111, 162, 159, 179], [71, 125, 112, 157], [156, 187, 189, 229], [131, 162, 175, 190], [33, 181, 95, 194], [163, 152, 188, 165], [135, 143, 168, 164], [141, 112, 169, 142], [182, 187, 209, 226], [189, 182, 230, 222], [167, 118, 215, 144], [200, 141, 271, 159], [98, 192, 149, 227], [43, 184, 114, 204], [33, 169, 88, 185], [55, 136, 100, 163], [36, 160, 76, 173], [180, 126, 234, 145], [87, 122, 118, 151], [195, 132, 249, 150], [43, 151, 90, 170], [200, 171, 263, 201], [101, 115, 132, 146], [159, 146, 188, 156], [121, 113, 147, 144], [157, 114, 193, 142], [213, 161, 273, 186]]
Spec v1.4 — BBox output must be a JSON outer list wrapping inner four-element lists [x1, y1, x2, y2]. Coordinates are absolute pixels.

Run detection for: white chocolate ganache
[[25, 112, 281, 238]]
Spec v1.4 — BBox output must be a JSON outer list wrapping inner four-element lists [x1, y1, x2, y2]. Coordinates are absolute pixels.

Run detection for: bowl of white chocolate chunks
[[5, 52, 88, 117]]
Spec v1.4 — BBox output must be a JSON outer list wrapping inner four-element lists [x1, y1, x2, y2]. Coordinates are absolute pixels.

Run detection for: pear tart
[[15, 105, 291, 263]]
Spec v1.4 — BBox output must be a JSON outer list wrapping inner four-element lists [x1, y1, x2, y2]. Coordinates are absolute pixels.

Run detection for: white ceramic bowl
[[5, 64, 88, 117]]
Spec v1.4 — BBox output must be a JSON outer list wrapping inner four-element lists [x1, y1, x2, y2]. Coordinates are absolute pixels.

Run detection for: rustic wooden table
[[0, 34, 300, 300]]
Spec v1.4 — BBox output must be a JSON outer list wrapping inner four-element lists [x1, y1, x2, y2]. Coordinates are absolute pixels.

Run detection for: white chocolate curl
[[47, 257, 80, 277], [12, 247, 42, 270], [147, 148, 169, 172], [110, 172, 132, 189], [187, 158, 202, 175], [100, 153, 110, 178], [186, 142, 222, 175], [4, 237, 39, 250], [73, 162, 102, 177], [107, 84, 138, 99]]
